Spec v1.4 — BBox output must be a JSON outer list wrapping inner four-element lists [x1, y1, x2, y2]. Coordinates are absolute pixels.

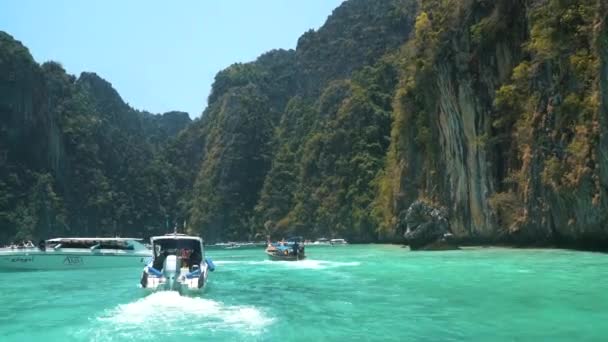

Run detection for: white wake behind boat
[[0, 238, 152, 271], [140, 233, 215, 293]]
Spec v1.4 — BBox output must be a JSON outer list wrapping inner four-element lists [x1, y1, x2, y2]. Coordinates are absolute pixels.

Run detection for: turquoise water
[[0, 245, 606, 341]]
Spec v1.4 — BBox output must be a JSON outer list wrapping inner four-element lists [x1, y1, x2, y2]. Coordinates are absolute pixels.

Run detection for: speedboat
[[0, 238, 152, 271], [265, 237, 306, 261], [140, 233, 215, 293], [330, 238, 348, 245], [225, 242, 241, 249]]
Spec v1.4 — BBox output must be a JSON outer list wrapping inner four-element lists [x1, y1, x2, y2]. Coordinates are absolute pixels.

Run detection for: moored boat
[[140, 233, 215, 293], [330, 238, 348, 246], [313, 238, 330, 245], [0, 237, 152, 271]]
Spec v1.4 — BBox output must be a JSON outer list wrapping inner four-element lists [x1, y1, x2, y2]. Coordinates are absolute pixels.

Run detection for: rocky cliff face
[[380, 0, 608, 248], [0, 32, 192, 242], [601, 1, 608, 225], [0, 32, 50, 171], [433, 2, 527, 240], [181, 0, 416, 241]]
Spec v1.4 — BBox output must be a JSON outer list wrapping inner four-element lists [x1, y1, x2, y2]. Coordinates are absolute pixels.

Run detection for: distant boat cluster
[[211, 241, 265, 249], [208, 237, 348, 249]]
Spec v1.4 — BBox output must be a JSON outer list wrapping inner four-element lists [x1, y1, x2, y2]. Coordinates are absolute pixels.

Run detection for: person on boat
[[266, 240, 277, 252], [38, 240, 46, 251], [153, 250, 168, 270], [189, 249, 202, 271], [181, 248, 192, 268], [292, 241, 299, 258]]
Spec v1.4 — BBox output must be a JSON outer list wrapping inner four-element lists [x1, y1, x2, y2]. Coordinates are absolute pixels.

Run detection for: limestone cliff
[[0, 32, 192, 241], [380, 0, 608, 248]]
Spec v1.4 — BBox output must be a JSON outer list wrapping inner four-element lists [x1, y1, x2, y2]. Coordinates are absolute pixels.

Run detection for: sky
[[0, 0, 344, 117]]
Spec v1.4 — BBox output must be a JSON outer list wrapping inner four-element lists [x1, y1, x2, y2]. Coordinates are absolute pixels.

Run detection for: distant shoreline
[[204, 241, 608, 254], [393, 242, 608, 254]]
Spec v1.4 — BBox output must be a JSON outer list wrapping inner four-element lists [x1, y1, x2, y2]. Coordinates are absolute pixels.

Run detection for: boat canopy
[[46, 237, 143, 242], [151, 234, 203, 243], [44, 238, 147, 251]]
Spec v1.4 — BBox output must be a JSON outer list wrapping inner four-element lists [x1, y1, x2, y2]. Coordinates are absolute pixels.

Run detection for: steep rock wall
[[434, 2, 528, 240], [382, 0, 608, 247]]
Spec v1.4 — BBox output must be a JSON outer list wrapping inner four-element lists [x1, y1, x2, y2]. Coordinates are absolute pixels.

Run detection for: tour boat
[[330, 238, 348, 245], [140, 233, 215, 293], [265, 237, 306, 261], [313, 238, 330, 245], [0, 237, 152, 271]]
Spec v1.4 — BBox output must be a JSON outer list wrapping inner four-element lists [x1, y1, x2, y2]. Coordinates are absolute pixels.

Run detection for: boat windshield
[[153, 239, 202, 257]]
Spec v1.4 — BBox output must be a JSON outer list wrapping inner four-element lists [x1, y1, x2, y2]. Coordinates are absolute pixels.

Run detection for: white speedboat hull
[[141, 262, 211, 293], [0, 249, 151, 270]]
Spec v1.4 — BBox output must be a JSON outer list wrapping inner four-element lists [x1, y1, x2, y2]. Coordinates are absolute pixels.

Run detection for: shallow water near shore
[[0, 245, 606, 341]]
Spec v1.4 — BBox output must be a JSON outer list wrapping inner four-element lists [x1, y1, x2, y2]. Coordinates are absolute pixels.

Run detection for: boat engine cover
[[163, 255, 179, 276]]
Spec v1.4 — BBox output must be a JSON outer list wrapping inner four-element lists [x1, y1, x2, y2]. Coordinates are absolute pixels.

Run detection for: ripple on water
[[214, 259, 361, 269], [82, 291, 274, 341]]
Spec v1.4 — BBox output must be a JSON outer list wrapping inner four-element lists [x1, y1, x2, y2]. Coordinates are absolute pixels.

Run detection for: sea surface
[[0, 245, 606, 341]]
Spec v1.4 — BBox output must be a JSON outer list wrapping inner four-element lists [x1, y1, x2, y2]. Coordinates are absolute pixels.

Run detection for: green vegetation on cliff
[[180, 0, 416, 242], [376, 0, 607, 247], [2, 0, 607, 248], [0, 32, 191, 242]]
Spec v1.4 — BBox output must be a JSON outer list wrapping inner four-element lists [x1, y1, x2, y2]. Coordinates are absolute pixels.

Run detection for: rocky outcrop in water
[[402, 201, 457, 250]]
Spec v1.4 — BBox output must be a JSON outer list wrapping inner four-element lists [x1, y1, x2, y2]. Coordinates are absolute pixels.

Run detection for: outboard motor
[[162, 255, 180, 290]]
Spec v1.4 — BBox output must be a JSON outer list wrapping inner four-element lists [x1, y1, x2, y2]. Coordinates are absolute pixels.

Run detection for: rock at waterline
[[403, 200, 458, 251]]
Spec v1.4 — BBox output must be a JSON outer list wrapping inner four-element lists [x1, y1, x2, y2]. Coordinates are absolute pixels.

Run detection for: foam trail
[[215, 259, 361, 269], [271, 259, 361, 269], [88, 291, 273, 341], [213, 260, 246, 265]]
